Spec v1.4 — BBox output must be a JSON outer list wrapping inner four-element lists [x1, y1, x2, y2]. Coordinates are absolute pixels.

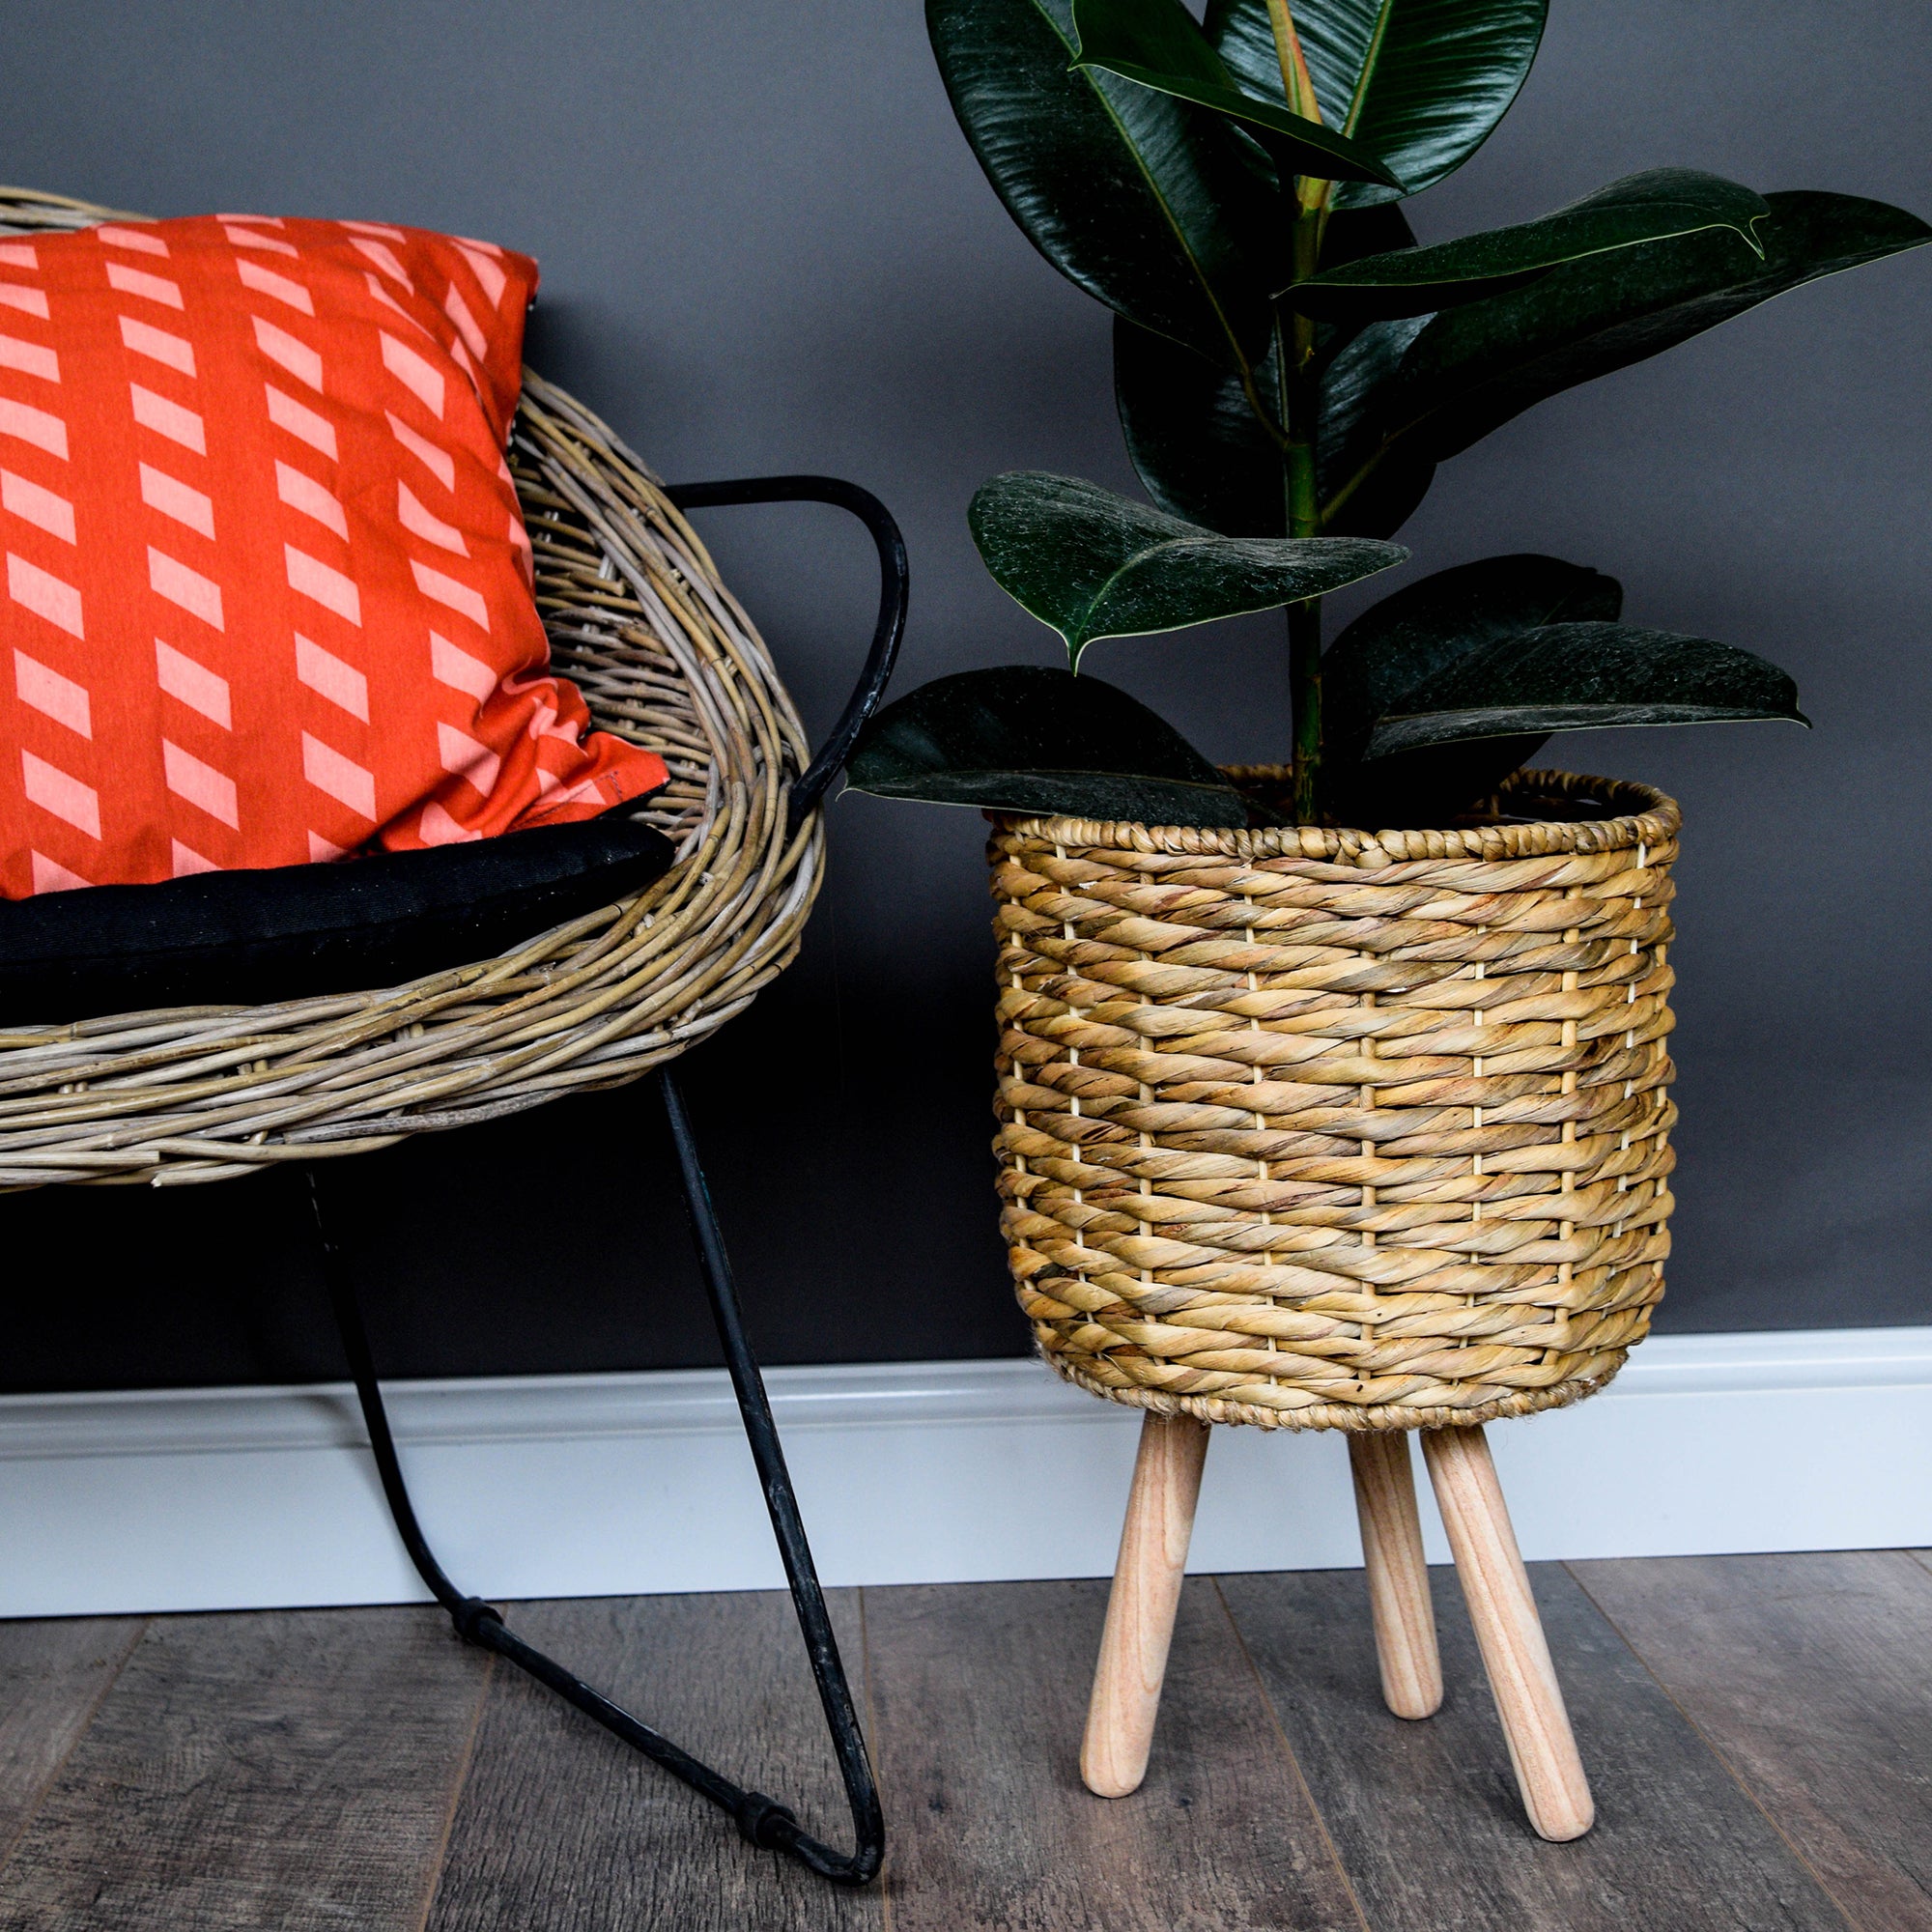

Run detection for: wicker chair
[[0, 187, 904, 1887]]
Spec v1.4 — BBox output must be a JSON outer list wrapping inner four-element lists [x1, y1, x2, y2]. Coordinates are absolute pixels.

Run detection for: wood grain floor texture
[[0, 1552, 1926, 1931]]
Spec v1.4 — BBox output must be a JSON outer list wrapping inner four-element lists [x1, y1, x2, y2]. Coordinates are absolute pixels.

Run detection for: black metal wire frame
[[304, 476, 906, 1887], [306, 1070, 883, 1883], [662, 474, 908, 832]]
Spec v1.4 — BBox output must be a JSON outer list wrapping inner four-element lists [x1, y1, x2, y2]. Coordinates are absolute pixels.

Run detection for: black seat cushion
[[0, 814, 677, 1024]]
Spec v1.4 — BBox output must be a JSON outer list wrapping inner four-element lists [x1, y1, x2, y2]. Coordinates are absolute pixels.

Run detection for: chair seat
[[0, 815, 674, 1023]]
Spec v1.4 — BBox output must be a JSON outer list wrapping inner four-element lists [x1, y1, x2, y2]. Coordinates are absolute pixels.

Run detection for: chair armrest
[[664, 476, 908, 829]]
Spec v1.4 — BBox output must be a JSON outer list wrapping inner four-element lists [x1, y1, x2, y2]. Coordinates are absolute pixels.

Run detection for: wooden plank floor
[[1, 1553, 1926, 1930]]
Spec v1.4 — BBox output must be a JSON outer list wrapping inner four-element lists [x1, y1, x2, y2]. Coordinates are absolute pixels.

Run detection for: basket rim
[[989, 766, 1679, 868]]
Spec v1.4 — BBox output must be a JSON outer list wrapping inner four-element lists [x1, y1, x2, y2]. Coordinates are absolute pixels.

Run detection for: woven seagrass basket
[[0, 188, 820, 1189], [990, 767, 1680, 1433]]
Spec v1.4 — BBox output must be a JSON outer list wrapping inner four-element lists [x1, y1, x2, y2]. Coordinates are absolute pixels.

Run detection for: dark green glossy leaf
[[1298, 211, 1436, 536], [1325, 190, 1932, 524], [970, 471, 1406, 663], [1316, 310, 1435, 535], [1308, 205, 1425, 387], [1112, 208, 1418, 538], [1069, 0, 1402, 187], [1114, 317, 1286, 534], [1363, 622, 1807, 758], [1207, 0, 1546, 206], [1318, 201, 1419, 271], [845, 665, 1250, 825], [1323, 734, 1551, 829], [1319, 554, 1619, 822], [1323, 553, 1623, 754], [1291, 168, 1768, 321], [928, 0, 1282, 366]]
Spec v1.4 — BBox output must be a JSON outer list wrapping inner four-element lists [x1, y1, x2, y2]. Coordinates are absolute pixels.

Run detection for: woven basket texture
[[0, 189, 820, 1189], [991, 769, 1681, 1432]]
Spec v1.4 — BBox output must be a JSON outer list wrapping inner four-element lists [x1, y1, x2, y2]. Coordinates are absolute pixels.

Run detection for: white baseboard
[[2, 1327, 1928, 1618]]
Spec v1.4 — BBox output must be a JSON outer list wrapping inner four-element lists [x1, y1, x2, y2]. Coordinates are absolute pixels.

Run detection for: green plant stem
[[1265, 0, 1331, 823], [1284, 206, 1324, 822], [1288, 597, 1322, 815]]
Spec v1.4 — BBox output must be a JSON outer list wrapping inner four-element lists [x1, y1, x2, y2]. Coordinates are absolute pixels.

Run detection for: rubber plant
[[848, 0, 1929, 829]]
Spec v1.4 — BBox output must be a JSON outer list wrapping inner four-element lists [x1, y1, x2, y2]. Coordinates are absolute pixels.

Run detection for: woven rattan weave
[[0, 189, 820, 1188], [991, 768, 1681, 1432]]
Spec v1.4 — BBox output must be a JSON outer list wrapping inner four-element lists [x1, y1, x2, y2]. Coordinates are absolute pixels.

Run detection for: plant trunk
[[1284, 208, 1323, 824], [1287, 596, 1321, 818], [1268, 0, 1330, 824]]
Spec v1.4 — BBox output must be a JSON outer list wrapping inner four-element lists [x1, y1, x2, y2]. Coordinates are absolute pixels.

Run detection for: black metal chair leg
[[303, 1088, 886, 1887]]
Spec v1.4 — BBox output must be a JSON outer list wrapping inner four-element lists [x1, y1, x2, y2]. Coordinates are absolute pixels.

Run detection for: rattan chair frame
[[0, 187, 834, 1187], [0, 187, 904, 1887]]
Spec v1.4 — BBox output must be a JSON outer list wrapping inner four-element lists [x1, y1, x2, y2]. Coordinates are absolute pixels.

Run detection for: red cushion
[[0, 213, 668, 898]]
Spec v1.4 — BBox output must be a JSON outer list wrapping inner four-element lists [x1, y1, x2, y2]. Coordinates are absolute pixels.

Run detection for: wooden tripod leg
[[1348, 1431, 1442, 1719], [1421, 1424, 1595, 1841], [1081, 1411, 1210, 1799]]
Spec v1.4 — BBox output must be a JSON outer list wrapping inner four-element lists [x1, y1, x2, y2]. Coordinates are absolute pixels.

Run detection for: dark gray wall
[[2, 0, 1927, 1392]]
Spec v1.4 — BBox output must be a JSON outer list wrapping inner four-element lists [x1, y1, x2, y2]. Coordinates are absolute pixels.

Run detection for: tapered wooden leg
[[1081, 1411, 1210, 1799], [1348, 1431, 1443, 1719], [1421, 1423, 1595, 1841]]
